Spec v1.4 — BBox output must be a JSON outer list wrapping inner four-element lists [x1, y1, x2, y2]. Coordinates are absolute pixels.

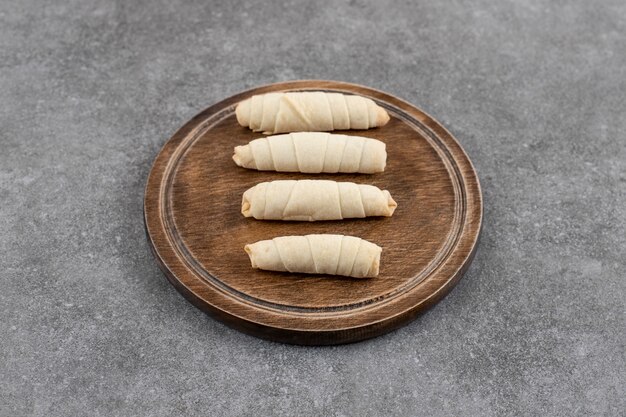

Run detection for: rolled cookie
[[235, 92, 390, 134], [241, 180, 397, 221], [245, 234, 382, 278], [233, 132, 387, 174]]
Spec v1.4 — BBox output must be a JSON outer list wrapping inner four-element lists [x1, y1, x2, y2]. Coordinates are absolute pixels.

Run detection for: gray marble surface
[[1, 1, 625, 416]]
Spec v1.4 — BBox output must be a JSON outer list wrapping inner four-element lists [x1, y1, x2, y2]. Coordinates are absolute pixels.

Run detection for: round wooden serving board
[[144, 80, 482, 345]]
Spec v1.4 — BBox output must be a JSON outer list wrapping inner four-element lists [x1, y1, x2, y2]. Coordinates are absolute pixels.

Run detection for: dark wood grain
[[144, 80, 483, 345]]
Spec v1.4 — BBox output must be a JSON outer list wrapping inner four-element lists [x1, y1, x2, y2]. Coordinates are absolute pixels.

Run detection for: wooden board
[[144, 80, 482, 345]]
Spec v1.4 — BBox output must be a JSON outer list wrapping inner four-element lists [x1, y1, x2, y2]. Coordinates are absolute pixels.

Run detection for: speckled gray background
[[1, 0, 625, 416]]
